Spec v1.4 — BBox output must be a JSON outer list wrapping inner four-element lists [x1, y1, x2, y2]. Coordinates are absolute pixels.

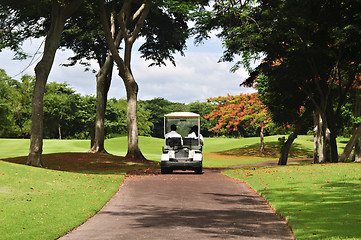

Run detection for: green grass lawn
[[0, 141, 157, 240], [0, 135, 295, 167], [0, 160, 124, 240], [223, 163, 361, 239], [0, 135, 354, 239]]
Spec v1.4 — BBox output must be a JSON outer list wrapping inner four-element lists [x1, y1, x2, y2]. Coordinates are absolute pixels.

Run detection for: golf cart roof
[[164, 112, 200, 119]]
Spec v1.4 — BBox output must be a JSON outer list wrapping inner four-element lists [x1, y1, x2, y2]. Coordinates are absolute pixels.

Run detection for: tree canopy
[[196, 0, 361, 162]]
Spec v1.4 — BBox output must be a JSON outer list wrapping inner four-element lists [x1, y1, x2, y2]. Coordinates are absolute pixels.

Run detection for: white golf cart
[[161, 112, 203, 174]]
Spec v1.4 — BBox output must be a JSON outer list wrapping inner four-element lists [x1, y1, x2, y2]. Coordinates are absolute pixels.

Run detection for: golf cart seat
[[183, 138, 201, 150], [166, 137, 182, 149]]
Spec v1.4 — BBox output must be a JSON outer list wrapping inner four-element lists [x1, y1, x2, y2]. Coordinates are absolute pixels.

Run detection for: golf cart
[[161, 112, 203, 174]]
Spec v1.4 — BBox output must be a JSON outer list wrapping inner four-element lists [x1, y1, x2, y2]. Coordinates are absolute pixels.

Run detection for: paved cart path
[[59, 168, 294, 240]]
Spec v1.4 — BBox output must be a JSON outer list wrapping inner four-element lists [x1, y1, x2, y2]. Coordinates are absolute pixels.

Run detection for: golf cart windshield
[[164, 112, 200, 138]]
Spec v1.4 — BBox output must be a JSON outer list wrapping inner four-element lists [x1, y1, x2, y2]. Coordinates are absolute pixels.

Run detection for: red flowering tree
[[205, 93, 272, 153]]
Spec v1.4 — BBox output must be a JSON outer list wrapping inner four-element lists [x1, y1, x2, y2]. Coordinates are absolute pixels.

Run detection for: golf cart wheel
[[161, 167, 172, 174], [194, 167, 203, 174]]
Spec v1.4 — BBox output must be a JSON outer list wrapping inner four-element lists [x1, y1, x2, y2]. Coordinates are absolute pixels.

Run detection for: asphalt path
[[59, 167, 294, 240]]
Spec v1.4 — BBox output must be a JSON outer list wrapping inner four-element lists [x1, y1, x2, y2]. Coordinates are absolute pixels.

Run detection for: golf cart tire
[[194, 167, 203, 174], [161, 167, 172, 174]]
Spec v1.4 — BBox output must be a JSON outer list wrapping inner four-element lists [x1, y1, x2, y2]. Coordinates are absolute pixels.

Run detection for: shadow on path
[[59, 169, 294, 240]]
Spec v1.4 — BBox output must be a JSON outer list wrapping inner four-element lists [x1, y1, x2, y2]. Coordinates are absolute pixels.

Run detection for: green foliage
[[339, 101, 361, 137], [186, 101, 213, 137], [139, 98, 214, 138], [60, 0, 209, 70], [104, 99, 127, 137], [196, 0, 361, 162], [0, 0, 50, 56], [0, 69, 217, 139], [0, 70, 33, 137], [139, 98, 185, 138]]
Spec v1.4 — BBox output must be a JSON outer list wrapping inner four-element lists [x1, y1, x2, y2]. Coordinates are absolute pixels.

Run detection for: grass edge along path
[[222, 163, 361, 240], [0, 153, 157, 240]]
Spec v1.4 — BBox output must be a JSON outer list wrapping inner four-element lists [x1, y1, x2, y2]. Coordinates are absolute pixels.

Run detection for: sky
[[0, 36, 255, 104]]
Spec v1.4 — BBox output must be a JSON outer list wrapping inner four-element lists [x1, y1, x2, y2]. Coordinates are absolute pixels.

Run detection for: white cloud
[[0, 37, 255, 104], [131, 51, 253, 103]]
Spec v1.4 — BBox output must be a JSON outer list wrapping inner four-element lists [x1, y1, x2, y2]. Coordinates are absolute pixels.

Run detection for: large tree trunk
[[324, 106, 339, 163], [124, 72, 146, 160], [316, 108, 338, 163], [27, 0, 83, 167], [355, 139, 361, 162], [322, 124, 338, 163], [340, 88, 361, 162], [354, 88, 361, 162], [89, 56, 113, 153], [313, 109, 338, 164], [98, 1, 150, 161], [27, 3, 67, 167], [339, 124, 361, 162], [89, 9, 117, 153], [313, 110, 324, 163], [58, 123, 62, 140], [259, 126, 265, 153], [278, 121, 303, 165]]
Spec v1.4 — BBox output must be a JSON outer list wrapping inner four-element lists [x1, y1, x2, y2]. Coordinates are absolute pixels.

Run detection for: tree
[[1, 0, 85, 166], [187, 101, 213, 137], [1, 0, 209, 164], [98, 0, 207, 160], [197, 0, 361, 163], [27, 0, 84, 167], [0, 69, 33, 137], [140, 98, 185, 138], [77, 95, 97, 140], [205, 93, 273, 153], [0, 69, 18, 136], [339, 86, 361, 162], [60, 1, 116, 152], [255, 74, 312, 165], [43, 82, 77, 139], [12, 75, 34, 137], [354, 88, 361, 162], [0, 2, 46, 59]]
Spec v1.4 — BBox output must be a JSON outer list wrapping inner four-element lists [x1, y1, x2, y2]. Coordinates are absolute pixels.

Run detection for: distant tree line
[[0, 69, 214, 139], [6, 70, 357, 141], [1, 69, 301, 140]]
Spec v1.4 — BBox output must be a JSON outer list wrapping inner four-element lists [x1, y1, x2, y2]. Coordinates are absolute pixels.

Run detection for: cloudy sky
[[0, 36, 254, 103]]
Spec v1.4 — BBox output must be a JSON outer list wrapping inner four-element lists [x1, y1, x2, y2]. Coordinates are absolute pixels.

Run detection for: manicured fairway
[[0, 153, 157, 240], [0, 136, 298, 167], [223, 163, 361, 239], [0, 135, 352, 239], [0, 160, 122, 240]]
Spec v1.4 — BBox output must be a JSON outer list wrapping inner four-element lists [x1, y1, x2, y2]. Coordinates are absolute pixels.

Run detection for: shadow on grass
[[1, 152, 159, 175], [218, 142, 313, 159]]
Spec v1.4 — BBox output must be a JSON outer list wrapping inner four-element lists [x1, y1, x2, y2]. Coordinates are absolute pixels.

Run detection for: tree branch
[[339, 123, 361, 162], [98, 0, 126, 78], [129, 2, 150, 44]]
